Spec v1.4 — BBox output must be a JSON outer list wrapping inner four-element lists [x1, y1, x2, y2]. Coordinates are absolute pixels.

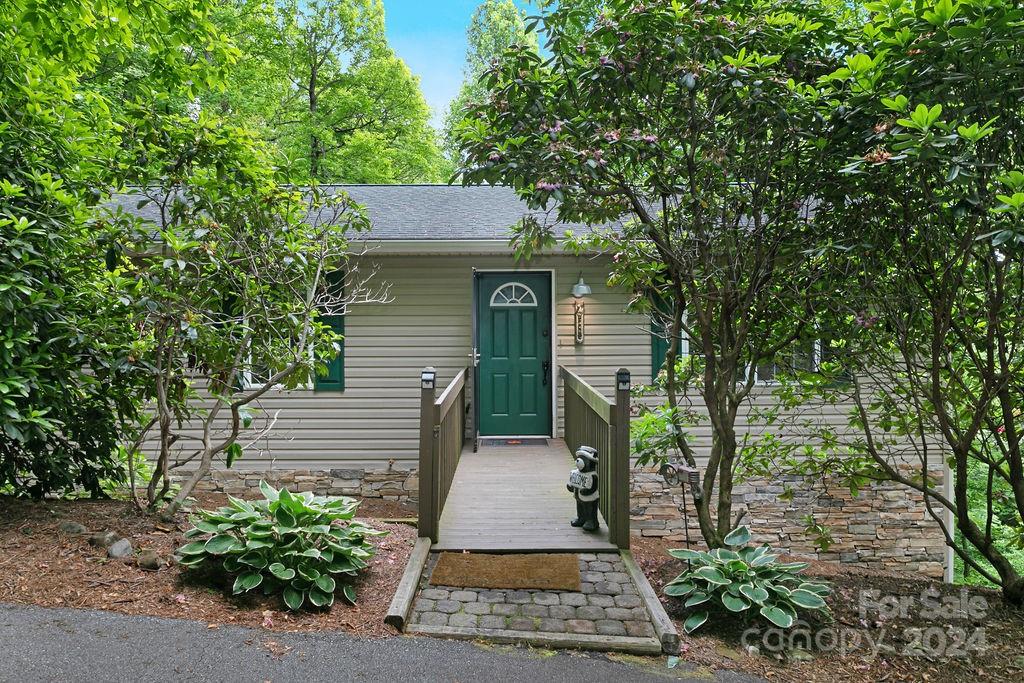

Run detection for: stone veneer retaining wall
[[630, 467, 948, 579], [191, 465, 947, 579], [194, 466, 419, 502]]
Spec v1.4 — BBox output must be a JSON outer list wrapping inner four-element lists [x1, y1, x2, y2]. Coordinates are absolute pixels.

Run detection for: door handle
[[542, 361, 550, 386]]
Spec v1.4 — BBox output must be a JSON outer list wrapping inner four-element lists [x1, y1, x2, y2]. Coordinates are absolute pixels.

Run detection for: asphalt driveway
[[0, 602, 762, 683]]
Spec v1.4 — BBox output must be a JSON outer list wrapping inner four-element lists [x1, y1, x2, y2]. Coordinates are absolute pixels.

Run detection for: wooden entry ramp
[[432, 438, 618, 552]]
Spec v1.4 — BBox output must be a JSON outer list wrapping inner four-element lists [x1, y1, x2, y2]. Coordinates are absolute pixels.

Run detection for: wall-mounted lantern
[[571, 273, 591, 344]]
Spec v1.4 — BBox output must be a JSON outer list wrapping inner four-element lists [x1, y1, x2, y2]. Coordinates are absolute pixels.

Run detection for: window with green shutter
[[651, 314, 686, 380], [315, 270, 345, 392]]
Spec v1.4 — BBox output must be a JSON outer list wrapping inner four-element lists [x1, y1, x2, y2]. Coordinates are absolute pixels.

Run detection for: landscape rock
[[137, 549, 163, 570], [89, 530, 119, 549], [107, 538, 133, 559], [788, 649, 815, 663], [58, 522, 89, 535]]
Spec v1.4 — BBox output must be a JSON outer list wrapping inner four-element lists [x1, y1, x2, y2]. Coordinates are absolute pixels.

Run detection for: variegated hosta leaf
[[664, 537, 831, 632], [175, 480, 386, 612], [683, 610, 709, 633], [723, 525, 752, 547], [684, 591, 711, 607], [760, 605, 794, 628]]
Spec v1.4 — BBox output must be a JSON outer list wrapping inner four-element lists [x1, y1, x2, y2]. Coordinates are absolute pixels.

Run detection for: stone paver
[[605, 607, 635, 620], [417, 612, 448, 626], [449, 613, 478, 628], [539, 618, 567, 633], [507, 590, 532, 604], [548, 605, 576, 619], [533, 592, 560, 606], [576, 605, 605, 620], [521, 604, 548, 618], [479, 615, 507, 629], [413, 598, 435, 612], [625, 621, 656, 638], [559, 593, 587, 606], [435, 600, 461, 614], [408, 551, 661, 648], [596, 620, 627, 636], [613, 594, 642, 609], [566, 619, 597, 634], [478, 590, 506, 603], [508, 617, 537, 631]]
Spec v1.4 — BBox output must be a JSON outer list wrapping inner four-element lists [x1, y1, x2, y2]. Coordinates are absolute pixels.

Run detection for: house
[[125, 185, 948, 577]]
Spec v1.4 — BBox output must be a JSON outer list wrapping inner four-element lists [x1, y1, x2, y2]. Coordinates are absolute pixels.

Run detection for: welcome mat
[[429, 553, 581, 591], [478, 438, 549, 447]]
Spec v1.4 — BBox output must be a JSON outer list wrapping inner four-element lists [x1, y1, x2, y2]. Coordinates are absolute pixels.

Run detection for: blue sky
[[382, 1, 534, 128]]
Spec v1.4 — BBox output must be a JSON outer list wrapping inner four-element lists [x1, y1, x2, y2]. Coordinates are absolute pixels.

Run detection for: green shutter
[[651, 316, 686, 381], [315, 314, 344, 391], [315, 270, 345, 391], [651, 320, 670, 380]]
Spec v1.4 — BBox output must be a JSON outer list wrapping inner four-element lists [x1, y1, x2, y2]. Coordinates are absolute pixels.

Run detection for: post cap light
[[571, 274, 592, 299], [421, 367, 437, 390], [616, 368, 631, 391]]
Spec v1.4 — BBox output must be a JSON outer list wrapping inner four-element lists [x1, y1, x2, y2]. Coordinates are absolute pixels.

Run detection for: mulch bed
[[0, 493, 416, 638], [631, 536, 1024, 683], [4, 493, 1022, 682]]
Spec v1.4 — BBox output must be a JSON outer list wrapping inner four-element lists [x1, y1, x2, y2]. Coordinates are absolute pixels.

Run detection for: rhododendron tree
[[455, 0, 845, 548], [803, 0, 1024, 605]]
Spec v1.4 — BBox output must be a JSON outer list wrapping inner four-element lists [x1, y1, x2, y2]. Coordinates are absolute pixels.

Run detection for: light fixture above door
[[571, 273, 590, 344]]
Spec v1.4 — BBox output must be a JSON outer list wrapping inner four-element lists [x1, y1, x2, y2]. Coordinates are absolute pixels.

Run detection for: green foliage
[[442, 0, 538, 161], [203, 0, 447, 183], [456, 0, 845, 548], [104, 107, 369, 513], [956, 460, 1024, 587], [631, 405, 697, 470], [664, 526, 832, 633], [177, 482, 385, 610], [0, 0, 228, 497], [811, 0, 1024, 601]]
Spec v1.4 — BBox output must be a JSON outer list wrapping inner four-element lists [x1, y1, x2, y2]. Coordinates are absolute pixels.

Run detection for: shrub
[[664, 526, 832, 633], [176, 482, 385, 610]]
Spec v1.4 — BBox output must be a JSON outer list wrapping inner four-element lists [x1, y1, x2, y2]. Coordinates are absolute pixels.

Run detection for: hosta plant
[[176, 482, 385, 610], [664, 526, 831, 633]]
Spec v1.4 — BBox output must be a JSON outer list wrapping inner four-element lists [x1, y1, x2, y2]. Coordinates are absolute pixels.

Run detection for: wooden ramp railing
[[417, 367, 468, 542], [560, 366, 631, 549]]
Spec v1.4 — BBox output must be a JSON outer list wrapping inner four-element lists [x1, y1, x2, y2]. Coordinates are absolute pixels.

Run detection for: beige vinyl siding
[[151, 251, 866, 471], [154, 253, 652, 470]]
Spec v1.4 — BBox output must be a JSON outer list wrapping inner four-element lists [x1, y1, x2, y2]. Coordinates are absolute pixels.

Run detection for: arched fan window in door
[[489, 282, 538, 308]]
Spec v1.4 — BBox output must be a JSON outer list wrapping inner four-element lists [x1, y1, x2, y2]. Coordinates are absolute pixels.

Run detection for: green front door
[[476, 273, 552, 436]]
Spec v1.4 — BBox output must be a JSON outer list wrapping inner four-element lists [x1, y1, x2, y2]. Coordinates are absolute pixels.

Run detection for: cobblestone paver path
[[407, 552, 660, 645]]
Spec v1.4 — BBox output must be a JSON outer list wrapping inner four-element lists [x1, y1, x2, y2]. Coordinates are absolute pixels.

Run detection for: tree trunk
[[1003, 577, 1024, 607], [308, 46, 320, 181], [160, 457, 211, 520]]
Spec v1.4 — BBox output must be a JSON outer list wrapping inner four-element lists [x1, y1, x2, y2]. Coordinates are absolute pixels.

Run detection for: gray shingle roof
[[111, 184, 592, 241]]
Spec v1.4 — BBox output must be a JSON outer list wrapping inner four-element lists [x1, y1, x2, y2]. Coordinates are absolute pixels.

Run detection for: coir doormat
[[478, 438, 549, 447], [429, 552, 581, 591]]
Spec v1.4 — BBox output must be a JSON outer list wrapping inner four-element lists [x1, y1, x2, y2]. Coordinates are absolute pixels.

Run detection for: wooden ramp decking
[[432, 438, 618, 553]]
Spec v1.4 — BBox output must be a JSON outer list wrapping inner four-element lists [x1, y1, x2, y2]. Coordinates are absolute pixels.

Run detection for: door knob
[[542, 361, 550, 386]]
